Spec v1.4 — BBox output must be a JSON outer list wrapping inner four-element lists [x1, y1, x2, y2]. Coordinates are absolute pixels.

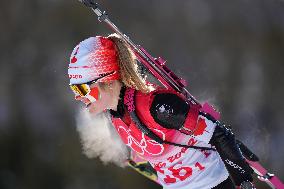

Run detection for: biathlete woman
[[67, 34, 255, 189]]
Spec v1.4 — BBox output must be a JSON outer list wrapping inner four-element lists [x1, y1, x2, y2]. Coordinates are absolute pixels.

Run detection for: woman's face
[[75, 82, 117, 115]]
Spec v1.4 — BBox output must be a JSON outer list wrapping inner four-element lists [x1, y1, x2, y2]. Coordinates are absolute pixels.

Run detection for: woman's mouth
[[86, 103, 91, 108]]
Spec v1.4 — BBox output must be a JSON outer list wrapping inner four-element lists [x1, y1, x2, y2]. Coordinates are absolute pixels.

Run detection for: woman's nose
[[75, 95, 91, 105]]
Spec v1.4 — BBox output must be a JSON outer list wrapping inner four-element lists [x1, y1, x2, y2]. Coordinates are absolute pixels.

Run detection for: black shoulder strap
[[123, 88, 215, 151]]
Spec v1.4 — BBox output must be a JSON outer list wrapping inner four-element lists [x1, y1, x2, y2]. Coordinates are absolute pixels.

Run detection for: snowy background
[[0, 0, 284, 189]]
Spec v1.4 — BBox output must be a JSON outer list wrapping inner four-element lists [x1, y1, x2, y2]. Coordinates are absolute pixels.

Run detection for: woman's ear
[[103, 80, 121, 94]]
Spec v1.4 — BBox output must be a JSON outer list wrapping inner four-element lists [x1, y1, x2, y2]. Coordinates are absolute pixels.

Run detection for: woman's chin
[[87, 105, 102, 115]]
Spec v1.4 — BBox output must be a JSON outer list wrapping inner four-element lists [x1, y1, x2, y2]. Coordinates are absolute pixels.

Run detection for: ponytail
[[107, 33, 154, 93]]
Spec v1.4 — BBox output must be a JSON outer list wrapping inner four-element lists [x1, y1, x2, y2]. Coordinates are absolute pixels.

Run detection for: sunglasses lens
[[70, 84, 101, 103], [70, 84, 90, 96], [77, 84, 90, 96]]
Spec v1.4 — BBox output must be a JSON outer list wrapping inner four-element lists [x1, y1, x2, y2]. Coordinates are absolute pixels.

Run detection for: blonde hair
[[107, 33, 154, 93]]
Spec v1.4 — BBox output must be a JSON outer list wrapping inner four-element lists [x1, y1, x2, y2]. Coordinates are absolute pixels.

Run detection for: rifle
[[78, 1, 284, 188], [79, 0, 202, 106]]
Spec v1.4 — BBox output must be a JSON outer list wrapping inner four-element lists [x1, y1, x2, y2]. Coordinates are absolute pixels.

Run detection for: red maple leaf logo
[[194, 118, 207, 136]]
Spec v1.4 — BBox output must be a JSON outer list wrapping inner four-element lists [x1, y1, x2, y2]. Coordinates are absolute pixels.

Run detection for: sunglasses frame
[[69, 71, 115, 97]]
